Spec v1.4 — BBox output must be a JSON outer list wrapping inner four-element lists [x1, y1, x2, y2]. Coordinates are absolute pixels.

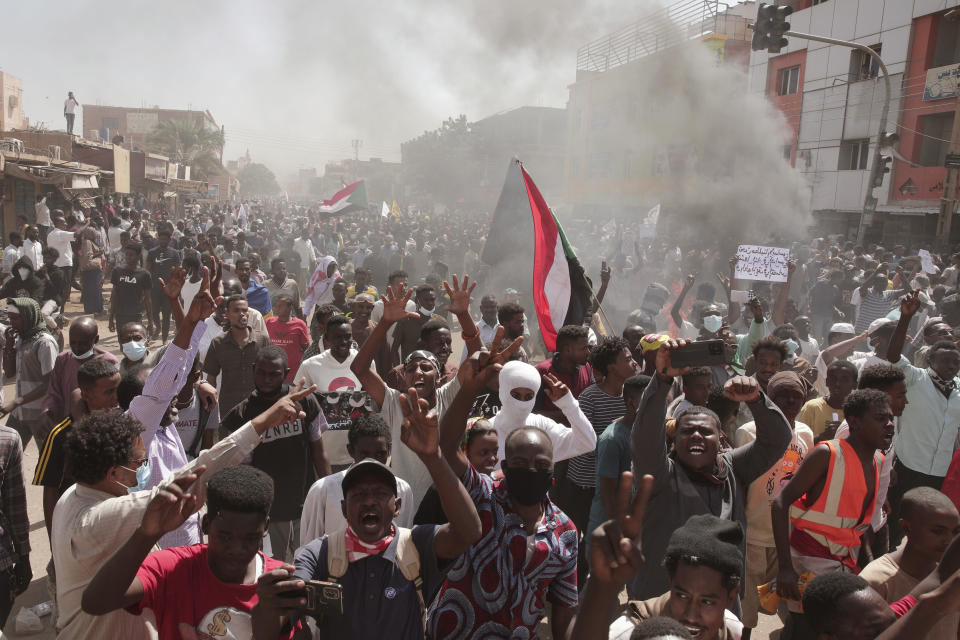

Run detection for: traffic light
[[752, 3, 794, 54], [872, 155, 892, 188]]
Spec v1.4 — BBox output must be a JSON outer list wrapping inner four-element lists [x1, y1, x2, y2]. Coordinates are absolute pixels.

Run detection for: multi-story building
[[0, 72, 25, 132], [83, 104, 219, 150], [564, 0, 754, 221], [749, 0, 960, 246], [320, 157, 401, 205]]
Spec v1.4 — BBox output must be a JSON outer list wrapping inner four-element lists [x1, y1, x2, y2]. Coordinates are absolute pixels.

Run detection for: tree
[[237, 163, 280, 198], [146, 118, 225, 180], [401, 115, 485, 208]]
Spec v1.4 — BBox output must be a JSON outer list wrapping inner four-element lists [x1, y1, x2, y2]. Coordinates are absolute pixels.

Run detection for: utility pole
[[935, 81, 960, 248], [351, 139, 362, 161]]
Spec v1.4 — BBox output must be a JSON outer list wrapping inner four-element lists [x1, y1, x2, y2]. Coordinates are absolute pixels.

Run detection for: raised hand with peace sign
[[589, 471, 654, 586]]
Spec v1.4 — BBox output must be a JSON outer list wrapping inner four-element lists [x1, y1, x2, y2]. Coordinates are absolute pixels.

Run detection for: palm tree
[[146, 117, 225, 180]]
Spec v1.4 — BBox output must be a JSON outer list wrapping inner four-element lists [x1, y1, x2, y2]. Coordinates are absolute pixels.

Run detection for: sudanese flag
[[318, 180, 368, 217], [482, 159, 592, 352]]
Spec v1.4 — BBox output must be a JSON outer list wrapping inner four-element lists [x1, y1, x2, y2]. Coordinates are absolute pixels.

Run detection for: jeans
[[151, 287, 172, 341], [65, 113, 75, 135], [81, 269, 103, 313], [267, 519, 300, 563]]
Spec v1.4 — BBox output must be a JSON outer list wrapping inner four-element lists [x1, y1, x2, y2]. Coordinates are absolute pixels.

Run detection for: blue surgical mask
[[702, 315, 723, 334], [785, 339, 799, 355], [72, 348, 94, 360], [115, 460, 151, 493], [122, 340, 147, 361]]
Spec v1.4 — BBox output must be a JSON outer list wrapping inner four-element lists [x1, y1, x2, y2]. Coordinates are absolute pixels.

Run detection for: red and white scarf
[[345, 524, 395, 562]]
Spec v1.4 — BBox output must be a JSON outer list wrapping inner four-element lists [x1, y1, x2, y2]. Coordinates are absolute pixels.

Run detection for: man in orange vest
[[770, 388, 893, 638]]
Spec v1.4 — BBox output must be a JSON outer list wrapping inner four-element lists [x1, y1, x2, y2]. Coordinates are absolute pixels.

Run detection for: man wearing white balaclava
[[491, 361, 597, 463]]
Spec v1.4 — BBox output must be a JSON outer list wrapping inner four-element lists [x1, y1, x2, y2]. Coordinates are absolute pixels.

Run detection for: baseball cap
[[828, 322, 855, 335], [341, 458, 397, 496], [639, 333, 669, 353], [403, 349, 440, 370]]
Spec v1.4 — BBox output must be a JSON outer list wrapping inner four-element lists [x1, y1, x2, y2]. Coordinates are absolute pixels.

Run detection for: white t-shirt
[[64, 97, 79, 114], [46, 229, 75, 267], [735, 421, 814, 547], [299, 469, 414, 544], [35, 198, 51, 227]]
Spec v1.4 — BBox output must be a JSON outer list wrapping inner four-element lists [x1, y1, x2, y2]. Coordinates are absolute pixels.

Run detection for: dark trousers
[[888, 459, 944, 547], [151, 287, 172, 341], [58, 266, 73, 303], [553, 474, 595, 589], [65, 113, 75, 135], [0, 569, 13, 628], [81, 269, 103, 313]]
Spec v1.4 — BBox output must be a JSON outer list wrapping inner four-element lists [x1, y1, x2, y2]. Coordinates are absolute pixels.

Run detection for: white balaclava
[[493, 360, 542, 431]]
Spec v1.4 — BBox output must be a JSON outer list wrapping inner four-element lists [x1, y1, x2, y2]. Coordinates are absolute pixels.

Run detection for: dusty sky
[[3, 0, 690, 179]]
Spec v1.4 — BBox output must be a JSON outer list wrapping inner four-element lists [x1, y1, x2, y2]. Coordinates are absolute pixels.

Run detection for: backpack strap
[[394, 527, 425, 627], [326, 528, 349, 580]]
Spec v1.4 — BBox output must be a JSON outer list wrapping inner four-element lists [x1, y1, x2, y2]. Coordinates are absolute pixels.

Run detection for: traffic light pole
[[782, 30, 891, 245]]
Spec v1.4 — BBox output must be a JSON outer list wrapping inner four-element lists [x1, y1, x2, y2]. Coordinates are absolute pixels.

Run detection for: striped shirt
[[855, 289, 899, 332], [566, 384, 626, 487]]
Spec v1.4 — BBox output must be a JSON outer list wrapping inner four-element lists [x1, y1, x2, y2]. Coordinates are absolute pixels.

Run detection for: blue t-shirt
[[587, 418, 633, 533]]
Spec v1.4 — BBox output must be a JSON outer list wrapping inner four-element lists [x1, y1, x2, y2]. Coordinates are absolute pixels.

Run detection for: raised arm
[[157, 265, 187, 327], [632, 340, 691, 491], [351, 285, 418, 406], [669, 273, 697, 329], [772, 260, 796, 326], [820, 331, 869, 365], [443, 274, 484, 356], [887, 291, 921, 364], [727, 376, 792, 484], [540, 373, 598, 461], [400, 389, 482, 559], [82, 467, 206, 615], [569, 473, 654, 640]]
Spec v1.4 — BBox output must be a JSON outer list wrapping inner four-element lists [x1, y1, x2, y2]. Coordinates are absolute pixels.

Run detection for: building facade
[[83, 105, 219, 150], [0, 72, 25, 132], [749, 0, 960, 246]]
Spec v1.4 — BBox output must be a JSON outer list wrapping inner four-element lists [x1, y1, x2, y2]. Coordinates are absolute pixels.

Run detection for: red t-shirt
[[266, 317, 310, 381], [128, 544, 294, 640]]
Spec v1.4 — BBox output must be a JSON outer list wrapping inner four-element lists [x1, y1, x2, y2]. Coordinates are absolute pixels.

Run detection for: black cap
[[665, 514, 744, 578], [341, 458, 397, 496]]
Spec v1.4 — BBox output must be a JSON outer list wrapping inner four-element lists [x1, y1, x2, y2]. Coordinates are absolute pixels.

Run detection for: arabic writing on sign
[[735, 245, 790, 283]]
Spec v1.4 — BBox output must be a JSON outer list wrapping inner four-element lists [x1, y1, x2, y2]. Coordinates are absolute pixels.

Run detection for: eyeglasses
[[127, 457, 148, 469]]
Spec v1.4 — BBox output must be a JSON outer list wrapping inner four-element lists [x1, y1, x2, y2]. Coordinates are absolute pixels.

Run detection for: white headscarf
[[304, 255, 340, 316], [492, 361, 542, 432]]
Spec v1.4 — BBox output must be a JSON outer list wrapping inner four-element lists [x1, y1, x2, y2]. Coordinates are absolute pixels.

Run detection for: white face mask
[[702, 314, 723, 334], [418, 306, 435, 317], [496, 361, 542, 426]]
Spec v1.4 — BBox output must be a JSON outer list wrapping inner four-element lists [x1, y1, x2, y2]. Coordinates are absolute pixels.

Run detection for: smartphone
[[671, 339, 728, 368], [279, 580, 345, 617], [730, 290, 751, 303], [602, 260, 608, 271]]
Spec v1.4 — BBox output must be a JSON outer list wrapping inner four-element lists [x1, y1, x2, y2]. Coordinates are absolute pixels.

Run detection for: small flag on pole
[[381, 201, 390, 219], [391, 201, 403, 219]]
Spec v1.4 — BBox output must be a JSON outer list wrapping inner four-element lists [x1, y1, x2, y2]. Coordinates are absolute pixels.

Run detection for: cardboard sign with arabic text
[[735, 245, 790, 282]]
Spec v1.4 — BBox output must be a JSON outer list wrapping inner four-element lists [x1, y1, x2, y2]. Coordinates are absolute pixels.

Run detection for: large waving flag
[[482, 159, 592, 352], [318, 180, 367, 217]]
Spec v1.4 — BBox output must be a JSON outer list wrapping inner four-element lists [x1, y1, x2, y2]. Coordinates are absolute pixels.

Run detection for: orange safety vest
[[789, 439, 883, 560]]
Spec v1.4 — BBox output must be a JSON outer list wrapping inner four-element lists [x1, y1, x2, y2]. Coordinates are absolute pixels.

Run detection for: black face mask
[[502, 466, 552, 507]]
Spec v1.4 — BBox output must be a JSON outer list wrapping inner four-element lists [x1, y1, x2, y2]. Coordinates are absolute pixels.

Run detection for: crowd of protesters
[[0, 192, 959, 640]]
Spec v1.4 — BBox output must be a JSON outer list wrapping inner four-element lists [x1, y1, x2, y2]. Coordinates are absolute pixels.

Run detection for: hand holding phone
[[669, 339, 729, 368]]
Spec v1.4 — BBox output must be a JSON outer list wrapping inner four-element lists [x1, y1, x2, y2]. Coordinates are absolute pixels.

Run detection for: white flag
[[645, 203, 660, 225], [381, 201, 390, 219], [602, 218, 616, 233]]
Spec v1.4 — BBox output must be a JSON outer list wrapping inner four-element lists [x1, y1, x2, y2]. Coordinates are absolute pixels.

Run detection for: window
[[918, 113, 954, 167], [812, 0, 830, 5], [777, 66, 800, 95], [101, 116, 120, 130], [586, 153, 613, 178], [783, 145, 793, 161], [838, 139, 870, 170], [849, 44, 882, 82], [933, 15, 960, 68]]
